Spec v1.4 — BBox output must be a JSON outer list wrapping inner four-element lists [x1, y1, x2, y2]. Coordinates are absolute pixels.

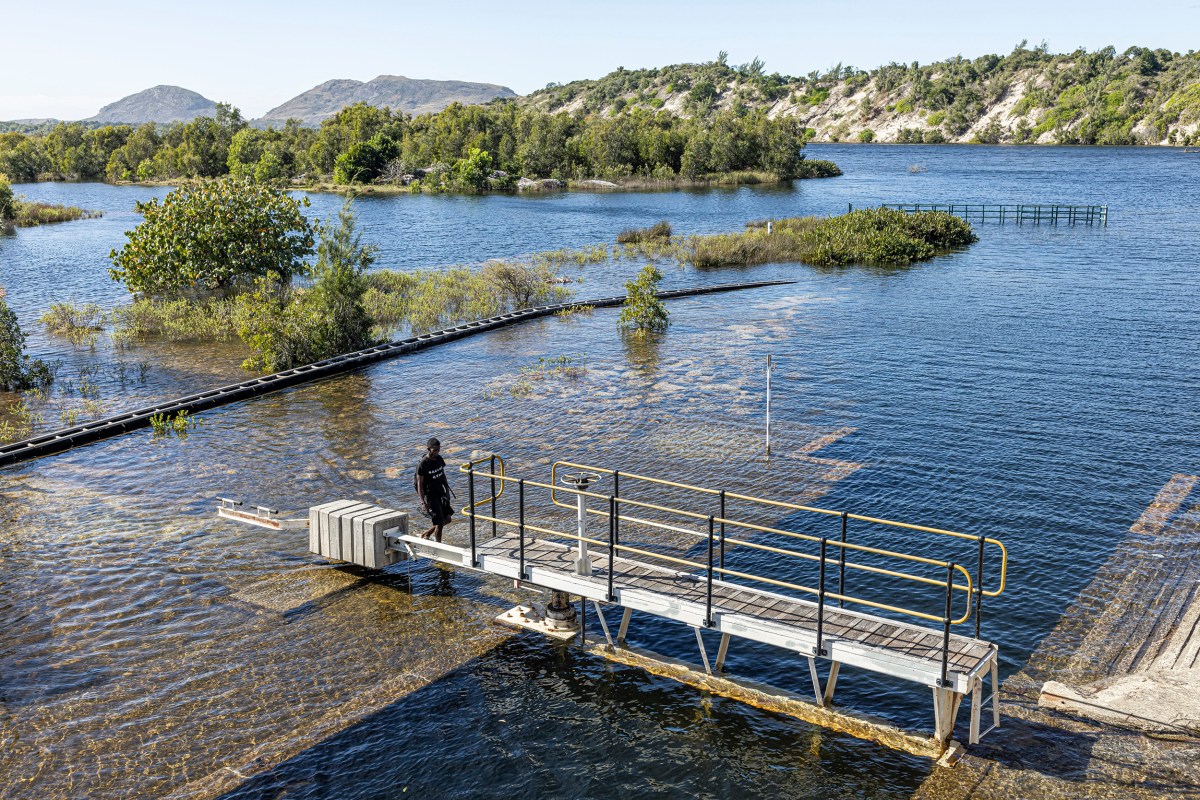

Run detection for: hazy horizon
[[4, 0, 1198, 120]]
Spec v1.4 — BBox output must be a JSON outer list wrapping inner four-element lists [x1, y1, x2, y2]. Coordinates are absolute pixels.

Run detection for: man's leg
[[433, 524, 444, 543]]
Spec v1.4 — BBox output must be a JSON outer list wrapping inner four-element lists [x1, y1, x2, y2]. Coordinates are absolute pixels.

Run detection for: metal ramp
[[393, 455, 1009, 753], [251, 454, 1008, 755]]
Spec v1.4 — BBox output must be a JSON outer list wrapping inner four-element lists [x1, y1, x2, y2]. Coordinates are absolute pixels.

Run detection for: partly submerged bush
[[616, 220, 672, 244], [618, 265, 669, 335], [685, 209, 976, 268], [0, 295, 53, 391]]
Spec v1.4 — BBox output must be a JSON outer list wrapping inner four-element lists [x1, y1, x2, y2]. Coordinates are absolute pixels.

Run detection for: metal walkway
[[390, 456, 1008, 751]]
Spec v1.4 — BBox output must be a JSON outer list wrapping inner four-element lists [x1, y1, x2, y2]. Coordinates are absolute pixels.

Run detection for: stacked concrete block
[[309, 500, 407, 568]]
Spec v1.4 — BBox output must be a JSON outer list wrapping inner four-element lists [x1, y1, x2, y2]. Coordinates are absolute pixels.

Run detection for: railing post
[[838, 511, 847, 608], [816, 537, 828, 657], [608, 495, 616, 602], [518, 479, 526, 580], [468, 464, 477, 567], [975, 535, 985, 639], [489, 454, 497, 538], [706, 515, 715, 627], [719, 490, 726, 570], [940, 561, 954, 687], [612, 471, 620, 546]]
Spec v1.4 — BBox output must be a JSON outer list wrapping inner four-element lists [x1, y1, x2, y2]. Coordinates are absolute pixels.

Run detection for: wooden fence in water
[[861, 203, 1109, 226]]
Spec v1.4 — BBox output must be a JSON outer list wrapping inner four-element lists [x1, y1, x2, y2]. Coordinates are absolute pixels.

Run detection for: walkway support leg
[[715, 632, 731, 673], [694, 627, 713, 675], [823, 662, 841, 707], [808, 658, 824, 704], [617, 607, 632, 645]]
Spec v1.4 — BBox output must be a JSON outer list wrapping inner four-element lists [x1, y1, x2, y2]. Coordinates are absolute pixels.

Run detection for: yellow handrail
[[463, 466, 980, 625], [459, 454, 506, 511], [550, 459, 1007, 597]]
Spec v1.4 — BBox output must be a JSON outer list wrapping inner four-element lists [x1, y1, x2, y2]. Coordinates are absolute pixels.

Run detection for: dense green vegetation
[[527, 44, 1200, 145], [109, 179, 315, 296], [684, 209, 977, 267], [0, 100, 823, 188]]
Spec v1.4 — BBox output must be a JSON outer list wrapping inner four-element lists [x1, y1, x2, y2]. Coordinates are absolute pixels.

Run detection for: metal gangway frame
[[425, 455, 1008, 750]]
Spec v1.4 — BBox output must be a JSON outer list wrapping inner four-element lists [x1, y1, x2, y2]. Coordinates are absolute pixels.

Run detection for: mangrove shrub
[[0, 295, 52, 391], [618, 265, 669, 334], [109, 178, 315, 296]]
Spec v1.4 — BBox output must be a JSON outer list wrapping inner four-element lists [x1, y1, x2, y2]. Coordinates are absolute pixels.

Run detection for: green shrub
[[109, 178, 315, 297], [0, 295, 53, 391], [110, 298, 240, 343], [237, 202, 377, 372], [0, 173, 14, 221], [618, 265, 669, 334], [793, 159, 842, 178], [858, 129, 876, 143]]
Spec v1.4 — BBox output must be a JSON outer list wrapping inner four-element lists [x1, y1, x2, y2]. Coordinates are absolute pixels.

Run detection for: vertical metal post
[[580, 595, 586, 645], [518, 479, 526, 580], [838, 512, 848, 608], [612, 471, 620, 546], [975, 535, 985, 639], [467, 464, 477, 567], [607, 495, 616, 602], [766, 354, 774, 457], [941, 562, 955, 687], [816, 537, 828, 657], [489, 454, 497, 538], [705, 516, 715, 627], [719, 490, 726, 570]]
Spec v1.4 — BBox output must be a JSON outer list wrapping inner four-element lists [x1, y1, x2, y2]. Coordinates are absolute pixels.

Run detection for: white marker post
[[766, 354, 775, 457]]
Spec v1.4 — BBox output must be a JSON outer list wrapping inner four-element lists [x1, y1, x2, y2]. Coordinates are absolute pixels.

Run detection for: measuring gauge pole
[[766, 354, 776, 457]]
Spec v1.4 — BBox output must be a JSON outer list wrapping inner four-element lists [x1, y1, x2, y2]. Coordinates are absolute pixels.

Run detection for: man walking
[[417, 437, 453, 542]]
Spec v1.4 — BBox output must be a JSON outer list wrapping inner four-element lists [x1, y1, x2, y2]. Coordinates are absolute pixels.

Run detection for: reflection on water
[[2, 145, 1200, 798]]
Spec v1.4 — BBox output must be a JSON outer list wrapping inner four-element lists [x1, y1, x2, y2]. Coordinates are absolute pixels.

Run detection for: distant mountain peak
[[256, 75, 516, 126], [87, 85, 218, 124]]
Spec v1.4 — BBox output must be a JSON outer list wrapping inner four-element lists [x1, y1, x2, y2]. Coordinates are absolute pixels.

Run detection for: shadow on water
[[214, 635, 930, 800]]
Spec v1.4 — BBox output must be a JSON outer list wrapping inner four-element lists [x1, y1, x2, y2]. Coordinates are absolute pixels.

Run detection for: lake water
[[1, 144, 1198, 799]]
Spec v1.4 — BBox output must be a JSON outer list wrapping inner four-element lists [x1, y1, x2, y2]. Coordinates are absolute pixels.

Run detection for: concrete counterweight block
[[309, 500, 407, 568]]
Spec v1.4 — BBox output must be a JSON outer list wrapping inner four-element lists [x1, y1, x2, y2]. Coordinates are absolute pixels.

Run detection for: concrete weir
[[913, 474, 1200, 799]]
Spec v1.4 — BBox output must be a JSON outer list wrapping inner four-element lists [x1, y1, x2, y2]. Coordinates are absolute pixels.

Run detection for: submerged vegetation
[[618, 265, 670, 335], [0, 173, 99, 230], [0, 289, 53, 392]]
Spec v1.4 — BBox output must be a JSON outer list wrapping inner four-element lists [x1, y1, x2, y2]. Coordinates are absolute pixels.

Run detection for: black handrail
[[816, 537, 828, 657], [975, 536, 985, 639], [705, 515, 715, 627], [518, 479, 526, 580], [468, 465, 477, 567], [607, 495, 616, 602], [489, 454, 498, 538], [838, 511, 848, 609], [719, 490, 726, 570], [940, 562, 955, 686]]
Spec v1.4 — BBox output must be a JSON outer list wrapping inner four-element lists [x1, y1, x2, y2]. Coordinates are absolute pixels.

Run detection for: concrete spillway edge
[[0, 279, 794, 469]]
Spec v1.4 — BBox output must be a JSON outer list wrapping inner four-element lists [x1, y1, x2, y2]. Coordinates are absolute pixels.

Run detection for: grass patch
[[616, 221, 672, 244], [11, 200, 101, 227], [39, 302, 105, 347], [683, 209, 977, 268], [109, 297, 242, 345]]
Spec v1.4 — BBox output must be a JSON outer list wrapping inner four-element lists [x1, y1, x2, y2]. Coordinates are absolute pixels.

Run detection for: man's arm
[[417, 473, 428, 509]]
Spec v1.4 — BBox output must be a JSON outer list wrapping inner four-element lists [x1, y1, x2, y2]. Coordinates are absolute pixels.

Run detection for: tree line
[[0, 100, 822, 186]]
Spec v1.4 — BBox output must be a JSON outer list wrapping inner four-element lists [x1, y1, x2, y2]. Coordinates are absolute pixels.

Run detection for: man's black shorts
[[427, 495, 453, 526]]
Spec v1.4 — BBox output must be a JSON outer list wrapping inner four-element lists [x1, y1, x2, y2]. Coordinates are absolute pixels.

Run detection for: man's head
[[426, 437, 441, 454]]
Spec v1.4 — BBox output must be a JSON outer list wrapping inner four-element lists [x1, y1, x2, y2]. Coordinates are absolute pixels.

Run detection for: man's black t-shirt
[[418, 454, 448, 499]]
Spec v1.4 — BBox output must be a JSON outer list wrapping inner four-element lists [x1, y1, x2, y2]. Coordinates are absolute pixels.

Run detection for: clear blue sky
[[5, 0, 1199, 120]]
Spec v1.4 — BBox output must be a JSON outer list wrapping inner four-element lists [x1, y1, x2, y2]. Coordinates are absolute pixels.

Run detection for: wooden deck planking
[[478, 533, 993, 675]]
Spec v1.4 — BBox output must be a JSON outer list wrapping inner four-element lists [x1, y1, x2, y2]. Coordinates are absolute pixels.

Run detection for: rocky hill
[[256, 75, 517, 126], [87, 85, 219, 124], [523, 45, 1200, 146]]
